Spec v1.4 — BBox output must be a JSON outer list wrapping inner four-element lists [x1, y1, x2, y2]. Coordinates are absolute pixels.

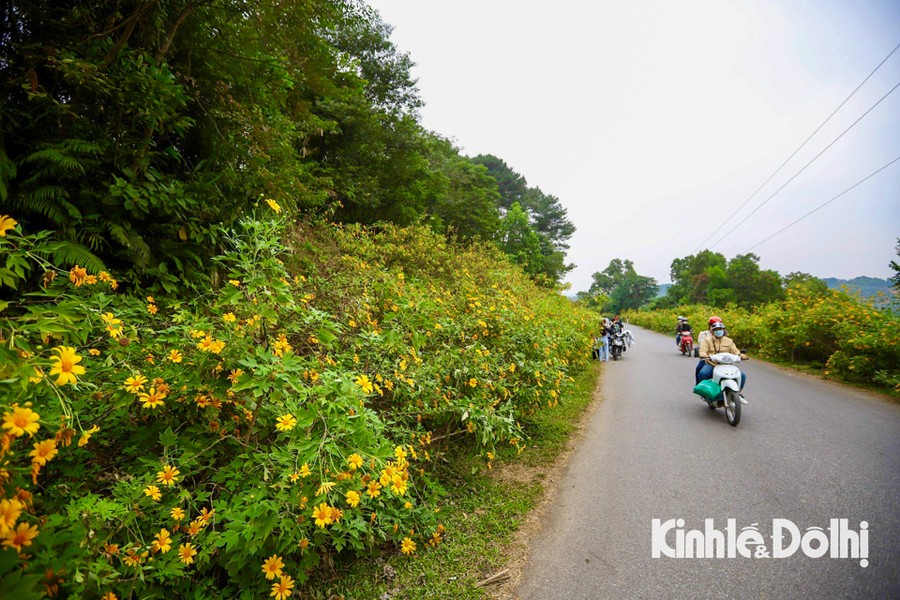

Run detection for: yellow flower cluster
[[400, 537, 416, 555], [273, 334, 292, 357], [275, 414, 296, 431], [265, 199, 282, 214], [260, 554, 294, 600], [1, 405, 50, 551], [102, 312, 123, 338], [312, 502, 342, 528], [197, 335, 225, 354], [68, 265, 118, 289]]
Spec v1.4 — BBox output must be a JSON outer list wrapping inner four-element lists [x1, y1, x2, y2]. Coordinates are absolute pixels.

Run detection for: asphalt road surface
[[516, 325, 900, 599]]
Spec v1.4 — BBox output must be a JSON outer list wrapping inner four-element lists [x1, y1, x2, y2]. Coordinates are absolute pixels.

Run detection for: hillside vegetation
[[0, 4, 596, 594], [0, 211, 595, 598]]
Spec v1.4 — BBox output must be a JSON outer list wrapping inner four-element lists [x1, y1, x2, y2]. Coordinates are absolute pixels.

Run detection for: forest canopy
[[0, 0, 574, 290]]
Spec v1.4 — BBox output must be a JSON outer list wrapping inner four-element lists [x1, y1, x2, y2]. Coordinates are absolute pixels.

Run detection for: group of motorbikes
[[594, 318, 747, 427]]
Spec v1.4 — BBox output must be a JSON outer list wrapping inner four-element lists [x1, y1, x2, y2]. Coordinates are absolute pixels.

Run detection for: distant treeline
[[653, 277, 892, 301], [577, 248, 898, 314]]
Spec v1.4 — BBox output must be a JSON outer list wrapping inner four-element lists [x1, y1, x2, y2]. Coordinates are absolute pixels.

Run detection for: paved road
[[516, 325, 900, 599]]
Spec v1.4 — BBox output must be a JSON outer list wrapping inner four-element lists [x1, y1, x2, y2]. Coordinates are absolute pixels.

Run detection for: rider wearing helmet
[[699, 321, 739, 359], [695, 320, 747, 391], [695, 316, 721, 350], [675, 317, 691, 350]]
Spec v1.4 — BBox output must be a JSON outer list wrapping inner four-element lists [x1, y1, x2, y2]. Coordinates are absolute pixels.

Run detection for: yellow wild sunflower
[[270, 575, 294, 600], [0, 215, 18, 236], [2, 406, 41, 437], [261, 554, 284, 580], [49, 346, 85, 386]]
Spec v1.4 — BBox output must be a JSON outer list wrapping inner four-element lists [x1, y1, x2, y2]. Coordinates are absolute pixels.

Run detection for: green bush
[[0, 206, 595, 598], [625, 286, 899, 394]]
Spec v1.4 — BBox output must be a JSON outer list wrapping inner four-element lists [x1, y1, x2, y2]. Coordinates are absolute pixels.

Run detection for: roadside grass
[[305, 360, 603, 599]]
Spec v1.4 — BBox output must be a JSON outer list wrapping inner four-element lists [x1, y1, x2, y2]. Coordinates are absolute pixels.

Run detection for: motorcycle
[[679, 329, 694, 356], [609, 331, 626, 360], [694, 352, 746, 426]]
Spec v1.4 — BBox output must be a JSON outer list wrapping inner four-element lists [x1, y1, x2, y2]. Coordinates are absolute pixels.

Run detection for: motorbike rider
[[695, 320, 748, 396], [675, 316, 691, 348], [695, 315, 719, 352], [608, 317, 621, 336]]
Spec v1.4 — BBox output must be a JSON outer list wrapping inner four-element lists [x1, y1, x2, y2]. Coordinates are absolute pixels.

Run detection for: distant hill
[[823, 277, 893, 299], [656, 283, 672, 298]]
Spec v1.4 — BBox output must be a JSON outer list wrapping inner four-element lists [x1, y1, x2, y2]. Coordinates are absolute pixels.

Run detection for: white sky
[[365, 0, 900, 292]]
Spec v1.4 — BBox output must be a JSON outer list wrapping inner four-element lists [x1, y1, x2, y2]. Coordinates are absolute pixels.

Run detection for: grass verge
[[756, 355, 900, 402], [304, 360, 603, 599]]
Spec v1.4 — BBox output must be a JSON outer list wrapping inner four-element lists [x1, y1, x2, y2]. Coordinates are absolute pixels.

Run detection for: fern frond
[[82, 232, 110, 252], [108, 223, 132, 248], [20, 139, 102, 176], [38, 241, 106, 273], [132, 235, 151, 266], [59, 139, 103, 156], [22, 149, 86, 174], [107, 222, 151, 266], [9, 191, 69, 226], [28, 185, 67, 202]]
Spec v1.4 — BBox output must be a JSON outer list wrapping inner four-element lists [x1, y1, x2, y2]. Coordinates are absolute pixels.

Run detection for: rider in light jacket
[[695, 320, 747, 390]]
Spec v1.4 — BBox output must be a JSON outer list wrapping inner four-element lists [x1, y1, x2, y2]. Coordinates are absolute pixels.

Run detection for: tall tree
[[472, 154, 575, 283], [725, 253, 783, 306], [667, 250, 728, 304], [664, 251, 783, 307], [523, 187, 576, 251], [589, 258, 637, 296], [421, 135, 501, 241], [470, 154, 528, 212], [609, 272, 658, 313], [589, 258, 656, 313], [498, 203, 543, 276]]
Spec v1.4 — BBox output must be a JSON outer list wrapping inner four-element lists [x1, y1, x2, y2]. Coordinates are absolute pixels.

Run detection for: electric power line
[[694, 41, 900, 252], [707, 78, 900, 250], [745, 153, 900, 252]]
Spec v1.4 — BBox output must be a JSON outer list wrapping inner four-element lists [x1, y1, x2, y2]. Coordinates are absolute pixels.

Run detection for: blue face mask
[[714, 329, 725, 338]]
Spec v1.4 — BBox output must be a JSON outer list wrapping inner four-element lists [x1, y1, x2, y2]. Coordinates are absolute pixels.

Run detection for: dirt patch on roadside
[[485, 370, 605, 600]]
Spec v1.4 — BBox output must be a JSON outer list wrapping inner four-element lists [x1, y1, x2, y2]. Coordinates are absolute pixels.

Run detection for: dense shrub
[[0, 207, 594, 598], [625, 286, 899, 394]]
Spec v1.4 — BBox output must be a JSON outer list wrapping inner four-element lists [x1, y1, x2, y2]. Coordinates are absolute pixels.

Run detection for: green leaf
[[159, 427, 178, 447]]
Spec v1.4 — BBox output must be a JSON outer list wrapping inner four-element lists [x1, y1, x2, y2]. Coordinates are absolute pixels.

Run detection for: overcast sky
[[366, 0, 900, 292]]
